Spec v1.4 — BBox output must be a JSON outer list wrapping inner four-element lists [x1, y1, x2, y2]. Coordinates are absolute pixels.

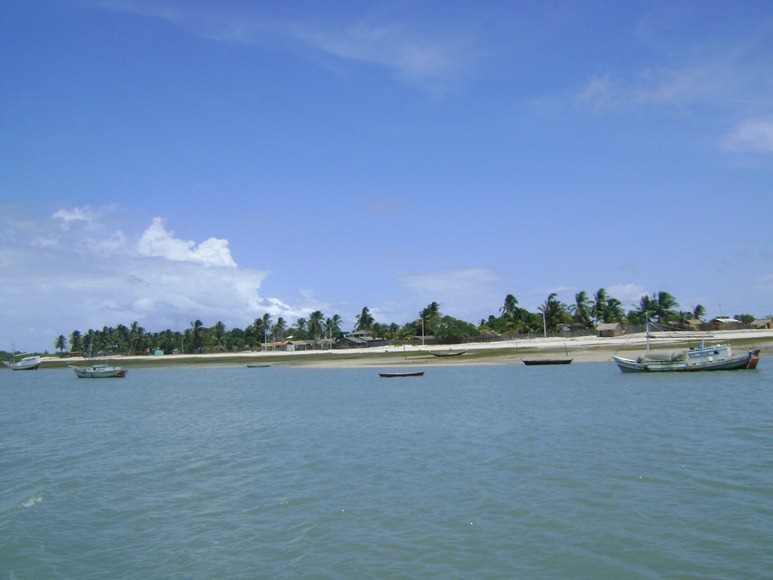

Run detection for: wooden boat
[[611, 318, 761, 373], [3, 355, 41, 370], [246, 364, 271, 368], [378, 371, 425, 378], [523, 359, 572, 366], [70, 364, 127, 378], [612, 345, 760, 373], [429, 349, 467, 357]]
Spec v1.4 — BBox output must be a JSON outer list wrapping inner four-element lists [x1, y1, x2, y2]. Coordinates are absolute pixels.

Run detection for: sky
[[1, 0, 772, 353]]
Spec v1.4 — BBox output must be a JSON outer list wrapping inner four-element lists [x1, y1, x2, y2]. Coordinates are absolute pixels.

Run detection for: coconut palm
[[499, 294, 519, 321], [308, 310, 325, 339], [55, 335, 67, 354], [571, 291, 593, 327], [693, 304, 706, 321], [355, 307, 374, 331]]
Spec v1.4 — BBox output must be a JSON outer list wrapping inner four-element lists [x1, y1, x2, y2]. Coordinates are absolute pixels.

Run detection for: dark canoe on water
[[246, 364, 271, 368], [523, 359, 573, 366], [378, 371, 425, 378]]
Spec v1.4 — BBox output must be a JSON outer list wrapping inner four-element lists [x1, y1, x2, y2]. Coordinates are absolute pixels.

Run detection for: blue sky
[[2, 0, 772, 352]]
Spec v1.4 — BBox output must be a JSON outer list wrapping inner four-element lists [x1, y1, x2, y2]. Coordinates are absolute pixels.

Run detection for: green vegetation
[[51, 288, 767, 356]]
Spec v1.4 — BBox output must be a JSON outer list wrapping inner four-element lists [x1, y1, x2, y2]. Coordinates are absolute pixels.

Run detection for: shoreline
[[33, 328, 773, 370]]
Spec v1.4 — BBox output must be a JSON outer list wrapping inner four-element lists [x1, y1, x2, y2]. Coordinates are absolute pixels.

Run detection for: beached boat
[[523, 359, 572, 366], [70, 364, 127, 378], [3, 355, 41, 370], [429, 349, 467, 357], [378, 371, 425, 378], [612, 343, 760, 373]]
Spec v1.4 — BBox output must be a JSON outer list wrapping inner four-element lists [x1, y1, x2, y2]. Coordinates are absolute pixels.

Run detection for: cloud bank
[[0, 206, 300, 351]]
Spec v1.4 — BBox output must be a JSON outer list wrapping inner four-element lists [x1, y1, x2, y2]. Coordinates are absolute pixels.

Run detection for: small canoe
[[429, 349, 466, 357], [246, 364, 271, 368], [378, 371, 425, 378], [523, 359, 573, 366]]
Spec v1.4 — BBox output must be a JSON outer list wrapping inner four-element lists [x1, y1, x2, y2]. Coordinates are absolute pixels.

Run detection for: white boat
[[70, 364, 127, 378], [3, 355, 41, 370], [612, 317, 761, 373]]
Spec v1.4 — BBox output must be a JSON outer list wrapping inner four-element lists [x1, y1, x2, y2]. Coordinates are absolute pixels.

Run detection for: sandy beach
[[38, 328, 773, 369]]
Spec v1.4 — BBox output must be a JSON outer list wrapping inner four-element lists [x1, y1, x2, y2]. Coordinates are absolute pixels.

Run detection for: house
[[752, 318, 773, 329], [596, 323, 624, 337], [709, 317, 743, 330], [344, 330, 375, 348]]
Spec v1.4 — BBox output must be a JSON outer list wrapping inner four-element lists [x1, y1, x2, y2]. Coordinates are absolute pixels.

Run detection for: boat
[[429, 349, 467, 357], [3, 355, 41, 370], [70, 364, 127, 378], [523, 359, 572, 366], [378, 371, 425, 378], [246, 364, 271, 368], [612, 316, 761, 373], [612, 343, 760, 373]]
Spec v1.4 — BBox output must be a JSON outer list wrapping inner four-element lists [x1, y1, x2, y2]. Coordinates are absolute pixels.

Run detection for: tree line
[[52, 289, 761, 355]]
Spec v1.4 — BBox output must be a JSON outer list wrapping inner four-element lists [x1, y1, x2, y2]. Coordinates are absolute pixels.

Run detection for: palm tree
[[55, 335, 67, 354], [308, 310, 325, 339], [324, 314, 343, 341], [499, 294, 519, 321], [592, 288, 609, 324], [693, 304, 706, 322], [355, 307, 374, 331], [539, 293, 569, 335], [272, 317, 287, 341], [69, 330, 82, 354], [420, 302, 442, 335], [571, 291, 593, 327], [190, 319, 204, 352]]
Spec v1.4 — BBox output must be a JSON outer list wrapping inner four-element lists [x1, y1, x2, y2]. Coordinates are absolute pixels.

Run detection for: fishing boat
[[523, 358, 572, 366], [429, 349, 467, 357], [246, 364, 271, 368], [70, 363, 127, 378], [3, 355, 41, 370], [378, 371, 425, 378], [612, 318, 760, 372], [612, 344, 759, 373]]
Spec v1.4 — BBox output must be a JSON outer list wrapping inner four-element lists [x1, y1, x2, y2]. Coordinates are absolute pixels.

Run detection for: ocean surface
[[1, 361, 771, 578]]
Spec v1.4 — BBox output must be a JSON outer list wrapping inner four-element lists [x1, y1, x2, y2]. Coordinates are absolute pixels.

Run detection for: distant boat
[[3, 355, 41, 371], [70, 364, 127, 378], [612, 319, 760, 373], [378, 371, 425, 378], [429, 349, 467, 357], [523, 359, 572, 366], [246, 364, 271, 368]]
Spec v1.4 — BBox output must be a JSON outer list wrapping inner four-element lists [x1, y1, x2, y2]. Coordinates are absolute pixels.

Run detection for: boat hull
[[612, 350, 758, 373], [378, 371, 425, 378], [523, 359, 572, 366], [3, 356, 41, 370], [71, 365, 127, 378]]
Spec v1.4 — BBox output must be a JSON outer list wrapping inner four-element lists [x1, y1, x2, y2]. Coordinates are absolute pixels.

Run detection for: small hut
[[596, 322, 624, 337]]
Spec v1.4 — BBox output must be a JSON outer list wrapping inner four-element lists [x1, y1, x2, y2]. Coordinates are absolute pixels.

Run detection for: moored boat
[[378, 371, 425, 378], [612, 343, 760, 373], [429, 349, 467, 357], [3, 355, 41, 370], [70, 364, 127, 378], [523, 359, 572, 366]]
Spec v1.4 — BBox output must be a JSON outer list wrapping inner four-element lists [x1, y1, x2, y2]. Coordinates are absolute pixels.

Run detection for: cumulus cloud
[[0, 206, 302, 351], [137, 217, 237, 267]]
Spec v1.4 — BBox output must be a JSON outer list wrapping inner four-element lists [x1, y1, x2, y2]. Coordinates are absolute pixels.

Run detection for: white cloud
[[0, 207, 305, 351], [724, 117, 773, 153], [136, 217, 237, 267]]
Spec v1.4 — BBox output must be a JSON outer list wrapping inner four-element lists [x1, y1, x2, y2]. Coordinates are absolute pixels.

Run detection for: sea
[[1, 362, 771, 578]]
